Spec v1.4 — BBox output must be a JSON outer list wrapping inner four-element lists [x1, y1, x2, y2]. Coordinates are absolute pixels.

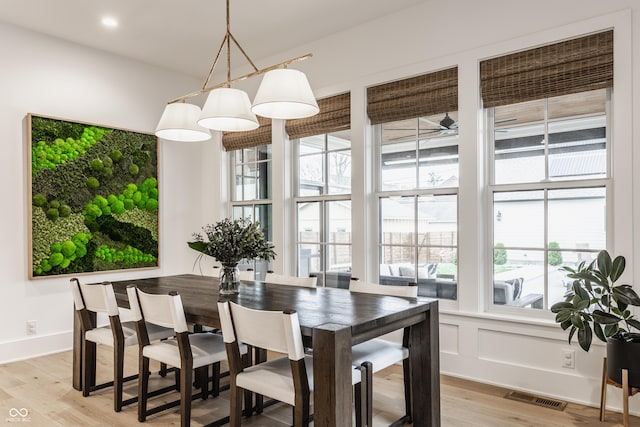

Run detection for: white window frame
[[374, 119, 460, 299], [485, 89, 612, 315], [293, 133, 352, 285]]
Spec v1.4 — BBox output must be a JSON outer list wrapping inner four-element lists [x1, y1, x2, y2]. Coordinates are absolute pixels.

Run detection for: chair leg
[[198, 366, 209, 400], [354, 364, 368, 427], [293, 388, 310, 427], [402, 357, 412, 423], [240, 352, 253, 417], [212, 362, 221, 397], [113, 343, 125, 412], [138, 356, 150, 422], [160, 362, 168, 377], [363, 361, 373, 427], [623, 369, 630, 427], [229, 383, 243, 427], [180, 366, 193, 427], [354, 380, 362, 427], [600, 357, 608, 422], [81, 338, 91, 398]]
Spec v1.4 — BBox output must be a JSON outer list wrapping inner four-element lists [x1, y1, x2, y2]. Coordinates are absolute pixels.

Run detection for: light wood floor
[[0, 346, 636, 426]]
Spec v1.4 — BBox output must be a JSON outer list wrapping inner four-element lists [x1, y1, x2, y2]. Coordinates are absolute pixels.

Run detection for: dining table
[[72, 274, 441, 426]]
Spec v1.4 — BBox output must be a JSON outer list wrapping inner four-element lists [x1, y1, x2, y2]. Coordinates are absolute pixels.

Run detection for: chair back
[[264, 272, 317, 288], [238, 270, 255, 281], [126, 286, 189, 333], [70, 278, 119, 316], [218, 300, 305, 361], [349, 281, 418, 298]]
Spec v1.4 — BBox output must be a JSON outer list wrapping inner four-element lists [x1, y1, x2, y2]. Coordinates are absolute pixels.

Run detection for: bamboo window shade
[[286, 92, 350, 140], [367, 67, 458, 125], [222, 115, 272, 151], [480, 30, 613, 108]]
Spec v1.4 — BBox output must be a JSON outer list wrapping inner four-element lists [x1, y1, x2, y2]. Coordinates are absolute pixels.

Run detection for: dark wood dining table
[[72, 274, 441, 426]]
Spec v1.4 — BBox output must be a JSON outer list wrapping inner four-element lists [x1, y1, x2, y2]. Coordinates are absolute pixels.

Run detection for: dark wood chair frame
[[72, 278, 142, 412], [221, 302, 368, 427], [72, 278, 176, 412], [356, 324, 412, 427], [131, 288, 234, 427]]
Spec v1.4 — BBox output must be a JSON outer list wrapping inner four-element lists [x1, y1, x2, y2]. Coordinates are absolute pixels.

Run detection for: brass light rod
[[167, 0, 311, 105], [169, 53, 312, 104]]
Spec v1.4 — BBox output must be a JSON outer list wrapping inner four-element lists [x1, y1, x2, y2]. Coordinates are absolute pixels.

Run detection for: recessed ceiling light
[[101, 16, 119, 28]]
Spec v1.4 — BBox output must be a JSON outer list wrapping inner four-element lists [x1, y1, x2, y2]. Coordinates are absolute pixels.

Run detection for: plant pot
[[219, 264, 240, 295], [606, 335, 640, 388]]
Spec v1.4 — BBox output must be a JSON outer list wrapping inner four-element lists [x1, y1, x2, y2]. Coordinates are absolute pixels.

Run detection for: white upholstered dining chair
[[349, 281, 418, 426], [264, 272, 317, 287], [69, 278, 174, 412], [217, 299, 367, 426], [127, 286, 246, 427], [238, 269, 256, 281]]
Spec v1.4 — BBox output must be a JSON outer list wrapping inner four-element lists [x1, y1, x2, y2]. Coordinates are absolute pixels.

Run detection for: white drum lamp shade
[[252, 69, 319, 119], [198, 87, 260, 132], [155, 103, 211, 142]]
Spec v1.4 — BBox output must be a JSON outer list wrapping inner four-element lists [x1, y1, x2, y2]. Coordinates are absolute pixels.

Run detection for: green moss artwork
[[28, 114, 159, 278]]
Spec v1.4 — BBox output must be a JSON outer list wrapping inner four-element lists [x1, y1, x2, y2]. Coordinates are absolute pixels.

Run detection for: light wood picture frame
[[27, 114, 160, 278]]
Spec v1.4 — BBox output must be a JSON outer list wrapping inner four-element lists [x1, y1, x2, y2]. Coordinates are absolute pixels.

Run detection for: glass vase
[[219, 263, 240, 295]]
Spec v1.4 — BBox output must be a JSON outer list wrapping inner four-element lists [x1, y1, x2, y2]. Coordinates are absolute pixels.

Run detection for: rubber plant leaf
[[577, 324, 593, 352], [610, 255, 626, 282]]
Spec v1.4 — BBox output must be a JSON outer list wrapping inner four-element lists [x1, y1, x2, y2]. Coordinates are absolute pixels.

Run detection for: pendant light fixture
[[155, 0, 318, 141]]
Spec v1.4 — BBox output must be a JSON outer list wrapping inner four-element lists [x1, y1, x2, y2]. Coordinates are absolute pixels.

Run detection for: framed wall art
[[28, 114, 159, 278]]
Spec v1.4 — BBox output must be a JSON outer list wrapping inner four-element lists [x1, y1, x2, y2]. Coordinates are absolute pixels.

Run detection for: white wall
[[1, 0, 639, 416], [251, 0, 640, 414], [0, 23, 219, 362]]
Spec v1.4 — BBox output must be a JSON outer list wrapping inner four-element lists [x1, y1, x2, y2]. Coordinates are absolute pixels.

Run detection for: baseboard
[[440, 367, 640, 418], [0, 331, 72, 364]]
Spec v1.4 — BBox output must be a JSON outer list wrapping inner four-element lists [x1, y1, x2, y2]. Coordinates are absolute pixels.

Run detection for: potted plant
[[188, 217, 276, 294], [551, 249, 640, 386]]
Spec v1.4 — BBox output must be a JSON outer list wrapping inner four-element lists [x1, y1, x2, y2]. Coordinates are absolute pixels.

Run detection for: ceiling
[[0, 0, 426, 80]]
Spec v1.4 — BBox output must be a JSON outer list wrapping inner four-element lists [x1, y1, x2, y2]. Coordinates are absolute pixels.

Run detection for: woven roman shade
[[222, 116, 272, 151], [286, 92, 350, 140], [481, 30, 613, 108], [367, 67, 458, 125]]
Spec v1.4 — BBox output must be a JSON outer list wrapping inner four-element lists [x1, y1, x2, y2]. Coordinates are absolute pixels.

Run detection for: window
[[232, 145, 271, 201], [230, 145, 273, 278], [488, 89, 609, 310], [376, 113, 459, 299], [368, 67, 459, 299], [296, 131, 352, 287]]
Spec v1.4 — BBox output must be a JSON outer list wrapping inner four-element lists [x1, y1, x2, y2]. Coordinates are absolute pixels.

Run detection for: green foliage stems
[[188, 217, 276, 265]]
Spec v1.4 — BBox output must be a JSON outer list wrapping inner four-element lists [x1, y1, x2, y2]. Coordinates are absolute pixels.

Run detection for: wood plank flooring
[[0, 346, 636, 426]]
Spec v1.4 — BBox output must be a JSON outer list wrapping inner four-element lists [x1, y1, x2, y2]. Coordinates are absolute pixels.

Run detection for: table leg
[[313, 323, 352, 427], [409, 302, 440, 426]]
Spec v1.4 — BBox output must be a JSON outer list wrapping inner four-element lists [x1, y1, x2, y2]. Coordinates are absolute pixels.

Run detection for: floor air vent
[[504, 391, 568, 411]]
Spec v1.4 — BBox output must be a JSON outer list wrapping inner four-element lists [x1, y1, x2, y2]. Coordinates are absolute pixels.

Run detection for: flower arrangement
[[187, 217, 276, 266]]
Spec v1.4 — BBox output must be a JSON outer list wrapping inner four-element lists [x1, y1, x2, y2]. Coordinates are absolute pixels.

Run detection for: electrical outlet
[[562, 349, 575, 369], [26, 320, 37, 335]]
